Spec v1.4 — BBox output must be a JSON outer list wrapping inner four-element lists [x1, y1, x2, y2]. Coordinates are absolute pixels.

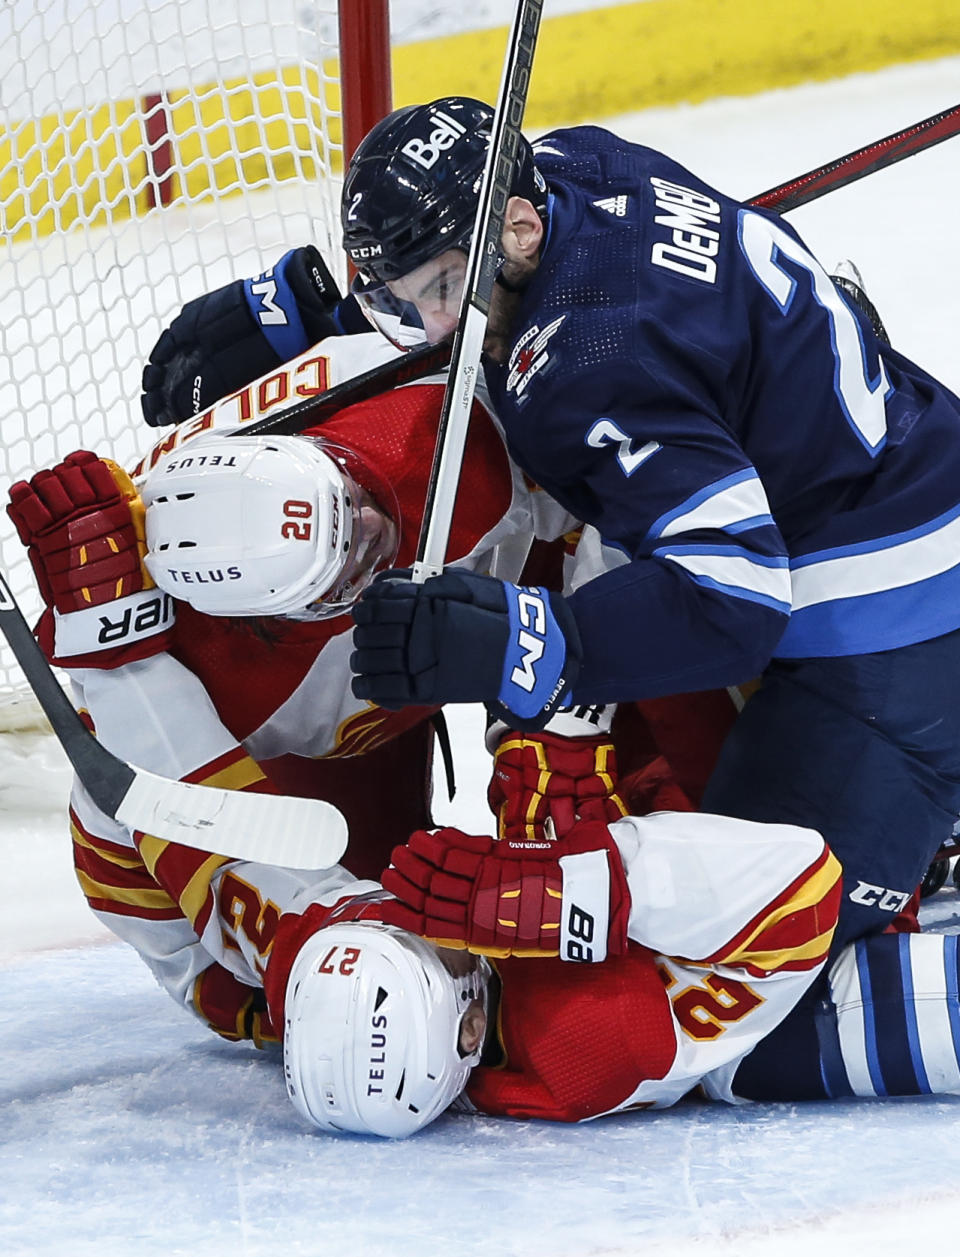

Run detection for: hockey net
[[0, 0, 390, 724]]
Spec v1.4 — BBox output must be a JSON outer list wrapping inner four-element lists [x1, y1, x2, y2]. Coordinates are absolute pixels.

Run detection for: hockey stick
[[750, 100, 960, 212], [0, 573, 348, 869], [238, 338, 450, 439], [412, 0, 544, 581]]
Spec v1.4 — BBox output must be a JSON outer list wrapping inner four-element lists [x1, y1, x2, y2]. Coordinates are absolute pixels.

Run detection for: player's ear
[[458, 1001, 487, 1055], [503, 196, 543, 261]]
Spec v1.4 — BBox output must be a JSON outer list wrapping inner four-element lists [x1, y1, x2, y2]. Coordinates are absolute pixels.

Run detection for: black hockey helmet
[[341, 96, 547, 285]]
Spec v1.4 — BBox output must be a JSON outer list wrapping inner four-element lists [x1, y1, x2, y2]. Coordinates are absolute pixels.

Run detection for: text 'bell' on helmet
[[283, 920, 491, 1138], [341, 96, 547, 287], [141, 433, 398, 620]]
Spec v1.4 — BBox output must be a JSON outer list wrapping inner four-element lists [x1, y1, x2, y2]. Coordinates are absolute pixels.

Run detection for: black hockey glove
[[350, 569, 582, 731], [141, 245, 361, 426]]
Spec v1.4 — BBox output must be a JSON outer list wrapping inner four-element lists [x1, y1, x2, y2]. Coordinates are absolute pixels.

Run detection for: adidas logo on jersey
[[593, 195, 628, 217]]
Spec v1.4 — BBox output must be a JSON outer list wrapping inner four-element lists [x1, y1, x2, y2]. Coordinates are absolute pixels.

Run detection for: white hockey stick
[[0, 574, 348, 869], [412, 0, 544, 582]]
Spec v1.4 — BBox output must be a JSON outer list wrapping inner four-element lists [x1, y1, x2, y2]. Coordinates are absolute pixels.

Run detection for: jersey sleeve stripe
[[136, 834, 230, 934], [653, 544, 792, 613], [650, 469, 775, 540], [70, 813, 144, 868], [180, 853, 232, 924], [74, 866, 178, 912], [182, 747, 268, 791], [698, 845, 842, 975]]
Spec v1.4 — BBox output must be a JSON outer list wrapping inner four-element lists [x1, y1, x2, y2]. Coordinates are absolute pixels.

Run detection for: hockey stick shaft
[[0, 574, 347, 869], [412, 0, 544, 581], [237, 338, 450, 439], [750, 100, 960, 212]]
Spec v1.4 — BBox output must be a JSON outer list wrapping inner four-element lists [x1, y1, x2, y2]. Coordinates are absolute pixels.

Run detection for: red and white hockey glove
[[6, 450, 174, 667], [487, 704, 627, 845], [380, 821, 630, 962]]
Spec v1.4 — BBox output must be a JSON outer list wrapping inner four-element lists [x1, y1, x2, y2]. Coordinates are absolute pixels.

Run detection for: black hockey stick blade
[[235, 338, 451, 438], [750, 101, 960, 213], [0, 574, 348, 869]]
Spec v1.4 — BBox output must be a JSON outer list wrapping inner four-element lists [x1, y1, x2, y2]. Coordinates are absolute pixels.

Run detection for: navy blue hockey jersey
[[485, 126, 960, 701]]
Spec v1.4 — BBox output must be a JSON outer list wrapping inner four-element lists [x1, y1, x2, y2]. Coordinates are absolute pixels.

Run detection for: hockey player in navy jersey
[[342, 96, 960, 954]]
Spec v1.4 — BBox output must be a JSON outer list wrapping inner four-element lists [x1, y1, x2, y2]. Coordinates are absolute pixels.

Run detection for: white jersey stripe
[[656, 545, 792, 611], [652, 470, 775, 540], [790, 501, 960, 610]]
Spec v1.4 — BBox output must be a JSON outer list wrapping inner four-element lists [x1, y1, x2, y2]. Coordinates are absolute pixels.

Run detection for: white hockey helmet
[[142, 433, 398, 620], [283, 920, 491, 1138]]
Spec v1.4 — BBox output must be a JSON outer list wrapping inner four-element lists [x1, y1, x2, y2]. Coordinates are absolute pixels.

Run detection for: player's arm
[[6, 449, 281, 803], [7, 450, 175, 670], [381, 810, 841, 970], [140, 245, 370, 427], [350, 366, 791, 725]]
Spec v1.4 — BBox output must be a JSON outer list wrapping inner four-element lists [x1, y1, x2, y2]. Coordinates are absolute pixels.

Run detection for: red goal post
[[0, 0, 391, 713]]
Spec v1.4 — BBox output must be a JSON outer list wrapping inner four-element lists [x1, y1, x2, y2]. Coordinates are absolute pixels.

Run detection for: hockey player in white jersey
[[7, 325, 656, 1035], [270, 812, 960, 1136]]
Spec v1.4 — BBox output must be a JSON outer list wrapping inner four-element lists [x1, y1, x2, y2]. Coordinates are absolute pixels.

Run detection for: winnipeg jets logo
[[506, 316, 566, 399], [593, 195, 628, 217]]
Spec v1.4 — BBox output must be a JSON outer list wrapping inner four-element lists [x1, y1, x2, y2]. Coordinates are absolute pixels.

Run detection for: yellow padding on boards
[[392, 0, 960, 128], [0, 65, 339, 243]]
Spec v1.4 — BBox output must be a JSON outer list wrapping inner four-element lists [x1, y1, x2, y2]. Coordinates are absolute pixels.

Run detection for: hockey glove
[[141, 245, 355, 426], [6, 450, 174, 667], [488, 705, 628, 844], [350, 569, 581, 731], [380, 821, 630, 961]]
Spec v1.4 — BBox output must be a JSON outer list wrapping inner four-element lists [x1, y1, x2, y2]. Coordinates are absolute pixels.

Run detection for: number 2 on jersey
[[739, 211, 890, 456]]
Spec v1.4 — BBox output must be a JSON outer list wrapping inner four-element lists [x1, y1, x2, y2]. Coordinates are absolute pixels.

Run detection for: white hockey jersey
[[65, 332, 581, 1038]]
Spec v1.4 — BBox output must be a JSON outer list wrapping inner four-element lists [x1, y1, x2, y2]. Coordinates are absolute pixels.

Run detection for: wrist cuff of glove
[[50, 588, 176, 661], [491, 586, 582, 730], [557, 824, 630, 962], [485, 702, 616, 753], [258, 245, 344, 349], [243, 248, 316, 362]]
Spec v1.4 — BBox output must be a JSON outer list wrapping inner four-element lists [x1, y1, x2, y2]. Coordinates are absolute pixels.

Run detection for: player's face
[[322, 489, 396, 606], [293, 487, 396, 620], [436, 945, 488, 1056], [386, 250, 467, 344]]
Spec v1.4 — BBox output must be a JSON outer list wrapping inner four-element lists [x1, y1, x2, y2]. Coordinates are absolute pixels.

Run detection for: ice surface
[[4, 56, 960, 1257]]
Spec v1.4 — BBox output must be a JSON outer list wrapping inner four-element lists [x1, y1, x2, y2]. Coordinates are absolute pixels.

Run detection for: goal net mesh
[[0, 0, 363, 711]]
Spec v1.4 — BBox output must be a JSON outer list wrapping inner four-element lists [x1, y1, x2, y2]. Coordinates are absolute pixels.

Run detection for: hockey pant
[[701, 625, 960, 954]]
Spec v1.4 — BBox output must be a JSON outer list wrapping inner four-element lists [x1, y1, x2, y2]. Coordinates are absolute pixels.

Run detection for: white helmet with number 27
[[142, 433, 398, 620], [283, 920, 491, 1138]]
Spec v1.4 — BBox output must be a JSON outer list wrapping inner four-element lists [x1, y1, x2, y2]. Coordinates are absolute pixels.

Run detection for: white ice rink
[[3, 54, 960, 1257]]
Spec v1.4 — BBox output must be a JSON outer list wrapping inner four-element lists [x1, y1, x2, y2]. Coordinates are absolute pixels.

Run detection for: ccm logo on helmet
[[401, 108, 466, 170], [510, 590, 547, 692]]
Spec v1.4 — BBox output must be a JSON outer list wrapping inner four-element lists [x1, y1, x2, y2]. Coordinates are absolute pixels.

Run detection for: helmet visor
[[351, 248, 469, 349], [350, 274, 429, 351]]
